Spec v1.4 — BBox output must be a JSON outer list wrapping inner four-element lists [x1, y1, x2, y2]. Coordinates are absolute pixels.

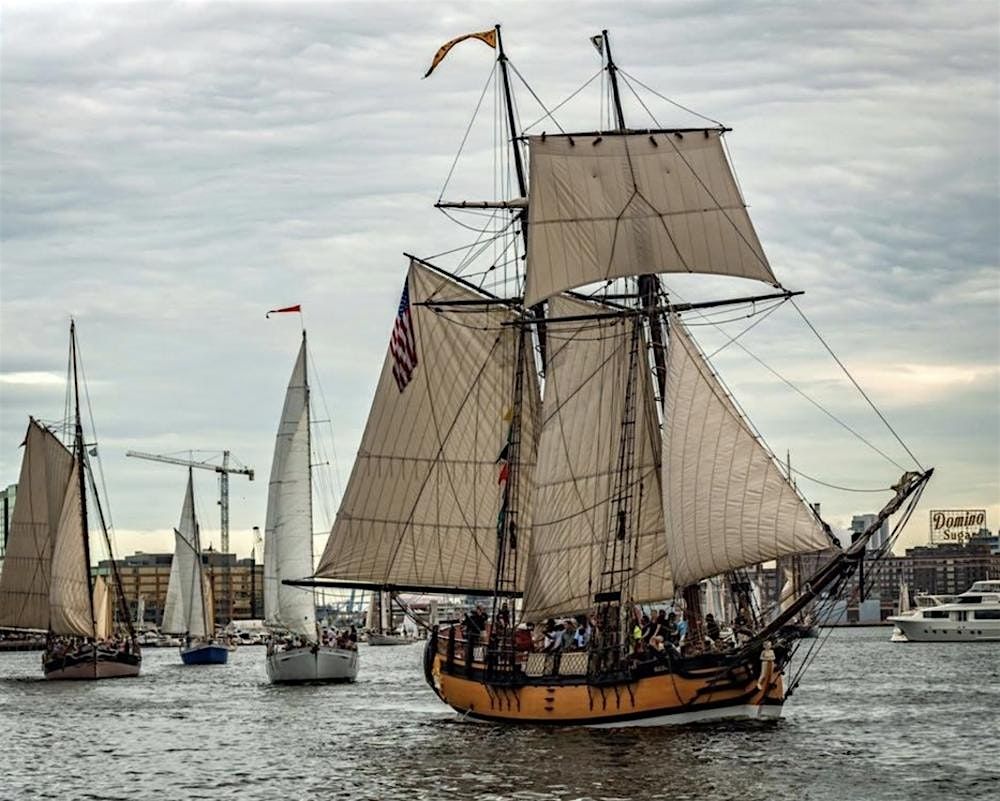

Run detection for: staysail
[[0, 421, 75, 631], [92, 574, 113, 641], [661, 316, 833, 587], [316, 260, 538, 593], [263, 337, 316, 638], [524, 130, 777, 307], [522, 296, 672, 622]]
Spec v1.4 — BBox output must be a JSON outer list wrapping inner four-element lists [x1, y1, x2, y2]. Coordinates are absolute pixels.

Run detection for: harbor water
[[1, 628, 997, 801]]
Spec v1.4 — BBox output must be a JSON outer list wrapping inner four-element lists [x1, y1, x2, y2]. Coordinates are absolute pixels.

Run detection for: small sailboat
[[0, 321, 141, 679], [264, 331, 358, 683], [161, 469, 228, 665], [365, 590, 420, 646]]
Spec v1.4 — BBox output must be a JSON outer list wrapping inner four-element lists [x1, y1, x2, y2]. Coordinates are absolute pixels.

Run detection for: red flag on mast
[[266, 304, 302, 318]]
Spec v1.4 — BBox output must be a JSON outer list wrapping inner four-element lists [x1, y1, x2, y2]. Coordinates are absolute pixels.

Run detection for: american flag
[[390, 280, 418, 391]]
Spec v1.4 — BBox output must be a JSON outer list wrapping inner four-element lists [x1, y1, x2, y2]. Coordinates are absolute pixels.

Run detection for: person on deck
[[705, 613, 721, 643], [464, 603, 488, 663]]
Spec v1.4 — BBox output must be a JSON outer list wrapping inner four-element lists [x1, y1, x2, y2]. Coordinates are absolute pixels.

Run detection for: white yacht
[[888, 580, 1000, 642]]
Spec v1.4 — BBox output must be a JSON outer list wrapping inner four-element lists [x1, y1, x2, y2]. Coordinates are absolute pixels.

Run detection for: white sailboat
[[0, 321, 141, 679], [264, 332, 358, 683], [161, 470, 228, 665]]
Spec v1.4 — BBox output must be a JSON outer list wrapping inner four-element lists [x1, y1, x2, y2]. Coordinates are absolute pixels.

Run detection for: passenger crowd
[[268, 625, 358, 654], [45, 635, 135, 662], [459, 601, 752, 660]]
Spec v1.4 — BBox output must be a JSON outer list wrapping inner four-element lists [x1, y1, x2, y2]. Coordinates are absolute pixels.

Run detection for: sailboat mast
[[70, 320, 98, 637], [601, 30, 627, 131], [601, 31, 669, 400], [495, 24, 547, 369], [303, 329, 320, 642]]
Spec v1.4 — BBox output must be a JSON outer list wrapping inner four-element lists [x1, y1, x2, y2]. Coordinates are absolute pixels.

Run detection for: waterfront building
[[96, 550, 264, 627], [851, 513, 891, 552]]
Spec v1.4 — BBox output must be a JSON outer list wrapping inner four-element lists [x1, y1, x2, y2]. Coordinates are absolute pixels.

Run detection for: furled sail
[[263, 338, 316, 639], [316, 260, 538, 592], [49, 460, 95, 637], [522, 296, 672, 622], [0, 421, 75, 631], [524, 130, 777, 307], [661, 316, 833, 587]]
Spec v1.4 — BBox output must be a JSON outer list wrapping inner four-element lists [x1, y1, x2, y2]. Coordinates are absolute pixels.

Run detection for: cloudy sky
[[1, 1, 997, 564]]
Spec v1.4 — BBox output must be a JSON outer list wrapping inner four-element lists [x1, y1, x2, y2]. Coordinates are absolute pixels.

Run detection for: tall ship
[[0, 322, 141, 679], [296, 27, 932, 725], [161, 469, 228, 665], [264, 329, 358, 683]]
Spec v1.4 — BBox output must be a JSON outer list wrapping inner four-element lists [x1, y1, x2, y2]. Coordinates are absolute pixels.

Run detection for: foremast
[[69, 320, 98, 638]]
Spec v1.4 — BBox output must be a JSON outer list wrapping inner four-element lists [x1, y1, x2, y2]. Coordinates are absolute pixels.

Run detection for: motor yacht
[[888, 580, 1000, 642]]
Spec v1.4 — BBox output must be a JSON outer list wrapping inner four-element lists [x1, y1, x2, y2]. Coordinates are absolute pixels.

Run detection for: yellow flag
[[502, 406, 514, 422], [423, 29, 496, 78]]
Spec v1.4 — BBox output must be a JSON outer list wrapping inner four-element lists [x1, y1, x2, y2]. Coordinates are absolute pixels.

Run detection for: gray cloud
[[1, 1, 997, 559]]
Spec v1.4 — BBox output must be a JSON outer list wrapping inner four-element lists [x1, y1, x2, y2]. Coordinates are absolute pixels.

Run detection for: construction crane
[[125, 450, 254, 554]]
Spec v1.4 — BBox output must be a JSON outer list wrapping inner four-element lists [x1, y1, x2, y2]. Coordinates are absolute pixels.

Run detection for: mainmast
[[495, 24, 547, 370], [302, 328, 321, 642], [600, 29, 668, 399], [70, 320, 97, 638]]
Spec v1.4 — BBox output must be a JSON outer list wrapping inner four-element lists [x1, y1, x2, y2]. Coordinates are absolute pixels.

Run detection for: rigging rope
[[510, 62, 574, 135], [617, 68, 725, 127], [438, 63, 496, 202], [791, 299, 924, 471], [666, 284, 912, 473]]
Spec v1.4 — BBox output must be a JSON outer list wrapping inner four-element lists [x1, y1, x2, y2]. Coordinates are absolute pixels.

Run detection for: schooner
[[296, 27, 931, 724], [0, 322, 141, 679]]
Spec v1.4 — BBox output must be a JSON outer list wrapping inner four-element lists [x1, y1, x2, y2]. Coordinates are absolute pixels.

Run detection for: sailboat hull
[[44, 650, 141, 680], [425, 634, 784, 727], [266, 645, 358, 684], [180, 643, 229, 665], [367, 632, 421, 646]]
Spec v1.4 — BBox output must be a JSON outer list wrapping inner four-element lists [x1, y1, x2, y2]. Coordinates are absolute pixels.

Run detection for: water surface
[[1, 628, 997, 800]]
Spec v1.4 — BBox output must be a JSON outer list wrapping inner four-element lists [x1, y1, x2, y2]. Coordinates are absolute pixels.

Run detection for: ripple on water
[[1, 631, 998, 800]]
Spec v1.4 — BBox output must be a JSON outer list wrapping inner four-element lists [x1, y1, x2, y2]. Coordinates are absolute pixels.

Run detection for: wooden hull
[[266, 645, 358, 684], [424, 634, 784, 727], [44, 650, 141, 680]]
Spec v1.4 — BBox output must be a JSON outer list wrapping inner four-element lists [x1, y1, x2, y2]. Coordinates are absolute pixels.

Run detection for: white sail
[[161, 550, 184, 634], [92, 574, 113, 641], [0, 421, 75, 631], [263, 528, 279, 625], [522, 295, 672, 622], [316, 260, 539, 593], [264, 338, 316, 639], [48, 460, 95, 637], [524, 130, 778, 307], [898, 581, 911, 615], [201, 572, 215, 635], [661, 316, 833, 587], [162, 474, 209, 637], [778, 567, 796, 614]]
